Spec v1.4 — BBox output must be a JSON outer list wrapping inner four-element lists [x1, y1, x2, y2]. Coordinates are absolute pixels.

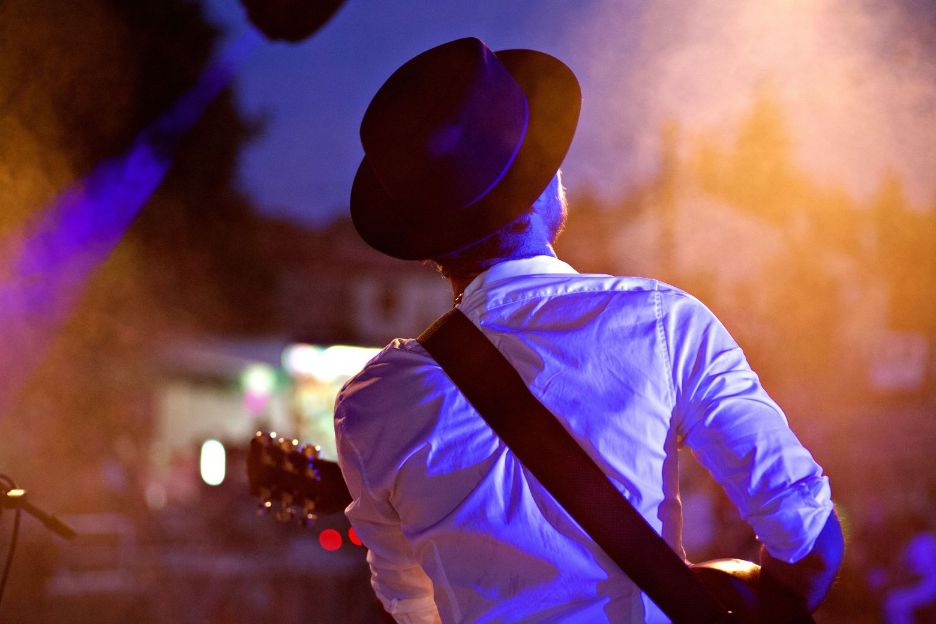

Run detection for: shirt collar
[[460, 255, 578, 302]]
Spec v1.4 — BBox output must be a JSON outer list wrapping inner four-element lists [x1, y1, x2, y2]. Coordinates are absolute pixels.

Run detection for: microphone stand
[[0, 477, 76, 612], [1, 487, 77, 540]]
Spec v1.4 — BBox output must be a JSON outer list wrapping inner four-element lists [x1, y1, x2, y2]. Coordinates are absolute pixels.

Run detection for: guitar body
[[690, 559, 815, 624]]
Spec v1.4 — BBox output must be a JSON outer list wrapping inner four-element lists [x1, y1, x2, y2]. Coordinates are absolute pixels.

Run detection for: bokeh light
[[319, 528, 343, 551], [282, 343, 379, 382], [199, 439, 226, 486]]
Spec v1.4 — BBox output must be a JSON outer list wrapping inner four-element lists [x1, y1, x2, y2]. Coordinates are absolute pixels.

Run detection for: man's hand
[[760, 510, 845, 612]]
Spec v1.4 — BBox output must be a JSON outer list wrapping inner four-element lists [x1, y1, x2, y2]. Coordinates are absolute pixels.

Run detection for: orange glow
[[568, 0, 936, 207]]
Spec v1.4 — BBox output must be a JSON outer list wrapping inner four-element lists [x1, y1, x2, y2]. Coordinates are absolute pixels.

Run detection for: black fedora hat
[[350, 37, 581, 260]]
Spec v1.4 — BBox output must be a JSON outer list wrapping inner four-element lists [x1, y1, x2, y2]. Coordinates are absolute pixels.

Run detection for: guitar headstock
[[247, 431, 351, 525]]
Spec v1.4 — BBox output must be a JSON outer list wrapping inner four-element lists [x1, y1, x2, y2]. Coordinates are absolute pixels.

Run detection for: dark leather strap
[[418, 308, 732, 624]]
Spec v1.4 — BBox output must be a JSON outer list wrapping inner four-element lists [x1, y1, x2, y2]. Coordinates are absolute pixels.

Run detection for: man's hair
[[432, 172, 567, 280]]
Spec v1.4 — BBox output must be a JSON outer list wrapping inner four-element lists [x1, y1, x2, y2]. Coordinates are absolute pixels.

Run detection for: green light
[[241, 364, 277, 395]]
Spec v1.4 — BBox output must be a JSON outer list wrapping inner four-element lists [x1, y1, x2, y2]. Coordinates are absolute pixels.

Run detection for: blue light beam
[[0, 28, 262, 417]]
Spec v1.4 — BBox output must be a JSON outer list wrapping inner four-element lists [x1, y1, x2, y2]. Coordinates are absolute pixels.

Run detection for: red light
[[348, 527, 362, 546], [319, 528, 342, 551]]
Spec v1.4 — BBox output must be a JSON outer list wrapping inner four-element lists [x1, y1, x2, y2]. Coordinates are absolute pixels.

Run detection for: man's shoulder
[[334, 338, 437, 428], [565, 273, 721, 331], [338, 338, 427, 394], [479, 270, 713, 325], [559, 273, 701, 305]]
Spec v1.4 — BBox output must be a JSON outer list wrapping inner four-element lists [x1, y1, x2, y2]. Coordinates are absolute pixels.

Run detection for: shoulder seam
[[479, 277, 668, 314], [334, 406, 376, 494], [653, 283, 677, 410]]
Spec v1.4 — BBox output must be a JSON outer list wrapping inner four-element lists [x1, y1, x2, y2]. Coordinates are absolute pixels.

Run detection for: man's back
[[335, 256, 833, 623]]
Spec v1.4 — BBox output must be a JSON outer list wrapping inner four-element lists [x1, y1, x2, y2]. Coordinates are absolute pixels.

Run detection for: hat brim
[[350, 48, 581, 260]]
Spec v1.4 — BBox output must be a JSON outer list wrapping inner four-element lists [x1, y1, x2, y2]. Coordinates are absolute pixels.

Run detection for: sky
[[202, 0, 936, 228]]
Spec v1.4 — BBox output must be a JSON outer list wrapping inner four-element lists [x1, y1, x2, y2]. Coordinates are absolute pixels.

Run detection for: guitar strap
[[417, 308, 733, 624]]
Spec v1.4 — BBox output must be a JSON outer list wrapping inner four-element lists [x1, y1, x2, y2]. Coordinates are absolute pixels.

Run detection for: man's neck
[[449, 275, 476, 304], [447, 248, 557, 305]]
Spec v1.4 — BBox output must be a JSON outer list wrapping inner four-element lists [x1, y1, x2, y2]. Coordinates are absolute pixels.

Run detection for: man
[[335, 38, 843, 623]]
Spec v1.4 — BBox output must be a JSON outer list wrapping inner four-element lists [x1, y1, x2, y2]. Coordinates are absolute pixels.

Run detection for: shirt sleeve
[[662, 290, 834, 563], [335, 392, 442, 624]]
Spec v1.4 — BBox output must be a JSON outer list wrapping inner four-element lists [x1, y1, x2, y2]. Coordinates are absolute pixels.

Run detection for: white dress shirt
[[335, 255, 833, 623]]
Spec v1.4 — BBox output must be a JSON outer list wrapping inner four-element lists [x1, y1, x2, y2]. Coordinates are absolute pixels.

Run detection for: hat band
[[462, 97, 530, 209]]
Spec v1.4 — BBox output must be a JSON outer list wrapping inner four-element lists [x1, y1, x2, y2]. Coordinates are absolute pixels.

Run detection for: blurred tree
[[555, 190, 624, 275], [693, 92, 808, 227], [689, 93, 880, 395], [873, 173, 936, 334], [0, 0, 276, 512]]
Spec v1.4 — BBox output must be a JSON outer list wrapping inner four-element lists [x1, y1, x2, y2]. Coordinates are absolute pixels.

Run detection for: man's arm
[[334, 383, 442, 624], [665, 292, 842, 610], [336, 434, 442, 624], [760, 510, 845, 612]]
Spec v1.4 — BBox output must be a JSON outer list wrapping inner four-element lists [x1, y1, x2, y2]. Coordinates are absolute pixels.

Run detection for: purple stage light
[[0, 29, 262, 417]]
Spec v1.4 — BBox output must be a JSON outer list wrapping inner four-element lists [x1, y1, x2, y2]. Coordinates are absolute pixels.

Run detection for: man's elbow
[[761, 510, 845, 612]]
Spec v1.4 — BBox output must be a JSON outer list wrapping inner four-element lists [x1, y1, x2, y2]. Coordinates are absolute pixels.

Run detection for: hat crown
[[350, 38, 581, 260], [360, 38, 529, 210]]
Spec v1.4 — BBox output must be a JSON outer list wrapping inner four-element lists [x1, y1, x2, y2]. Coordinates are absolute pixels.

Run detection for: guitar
[[246, 431, 814, 623], [689, 559, 814, 623], [246, 432, 351, 523]]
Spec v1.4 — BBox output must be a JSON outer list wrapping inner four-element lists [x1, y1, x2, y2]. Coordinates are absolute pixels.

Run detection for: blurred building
[[259, 217, 452, 347]]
